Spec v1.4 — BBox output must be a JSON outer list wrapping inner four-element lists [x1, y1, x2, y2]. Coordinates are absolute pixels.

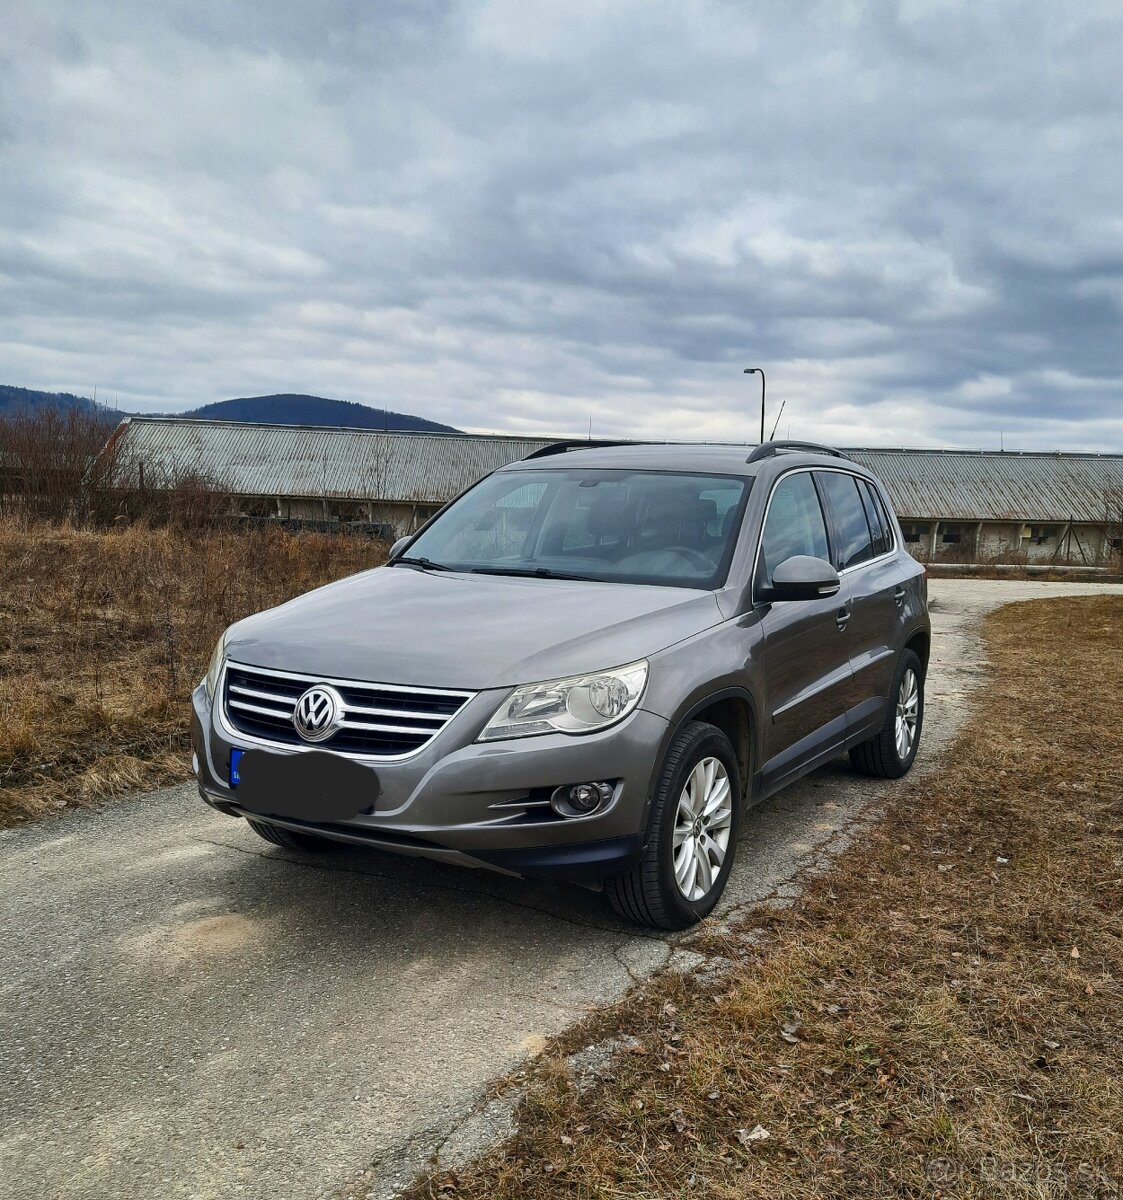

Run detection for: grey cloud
[[1, 0, 1121, 448]]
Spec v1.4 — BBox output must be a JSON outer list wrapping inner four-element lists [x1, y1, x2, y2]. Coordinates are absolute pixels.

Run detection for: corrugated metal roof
[[844, 448, 1123, 523], [107, 418, 555, 504], [104, 419, 1123, 523]]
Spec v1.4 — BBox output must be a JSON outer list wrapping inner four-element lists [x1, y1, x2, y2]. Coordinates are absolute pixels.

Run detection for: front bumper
[[191, 679, 668, 882]]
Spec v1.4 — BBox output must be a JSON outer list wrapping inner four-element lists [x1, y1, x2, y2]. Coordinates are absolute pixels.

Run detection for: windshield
[[399, 468, 751, 588]]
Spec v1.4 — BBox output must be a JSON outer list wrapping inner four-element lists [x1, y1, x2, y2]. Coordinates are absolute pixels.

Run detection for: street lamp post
[[744, 367, 766, 444]]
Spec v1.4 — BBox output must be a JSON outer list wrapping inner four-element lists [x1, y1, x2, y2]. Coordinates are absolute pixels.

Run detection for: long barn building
[[102, 417, 1123, 565]]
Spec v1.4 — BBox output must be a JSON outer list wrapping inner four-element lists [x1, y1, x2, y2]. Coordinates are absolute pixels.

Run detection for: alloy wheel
[[895, 668, 920, 760], [672, 756, 733, 901]]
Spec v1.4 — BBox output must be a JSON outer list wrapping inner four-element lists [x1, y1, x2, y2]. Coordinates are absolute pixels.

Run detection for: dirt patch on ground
[[407, 597, 1123, 1199]]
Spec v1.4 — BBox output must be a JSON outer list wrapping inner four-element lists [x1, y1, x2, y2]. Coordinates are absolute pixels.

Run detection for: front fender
[[637, 612, 766, 836]]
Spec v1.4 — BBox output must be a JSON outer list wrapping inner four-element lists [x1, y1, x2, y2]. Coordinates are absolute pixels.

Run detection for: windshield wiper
[[470, 566, 601, 582], [392, 555, 453, 572]]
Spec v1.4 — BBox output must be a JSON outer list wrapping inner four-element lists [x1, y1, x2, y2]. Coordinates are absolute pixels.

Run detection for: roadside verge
[[397, 597, 1123, 1199]]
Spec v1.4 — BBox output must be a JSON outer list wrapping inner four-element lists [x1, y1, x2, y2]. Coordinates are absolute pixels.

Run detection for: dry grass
[[0, 516, 385, 823], [410, 597, 1123, 1199]]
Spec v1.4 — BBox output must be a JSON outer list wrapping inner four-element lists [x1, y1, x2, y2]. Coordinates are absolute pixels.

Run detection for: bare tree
[[0, 408, 237, 530], [0, 407, 116, 522]]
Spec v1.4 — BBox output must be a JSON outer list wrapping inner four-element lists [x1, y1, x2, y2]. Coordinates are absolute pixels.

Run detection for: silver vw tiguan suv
[[192, 440, 930, 929]]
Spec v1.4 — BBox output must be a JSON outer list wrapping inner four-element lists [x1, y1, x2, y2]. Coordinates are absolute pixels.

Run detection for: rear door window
[[816, 471, 874, 570], [858, 480, 891, 557], [871, 484, 896, 553]]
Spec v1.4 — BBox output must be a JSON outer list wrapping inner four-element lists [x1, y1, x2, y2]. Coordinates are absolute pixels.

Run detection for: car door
[[814, 471, 898, 737], [754, 470, 854, 789]]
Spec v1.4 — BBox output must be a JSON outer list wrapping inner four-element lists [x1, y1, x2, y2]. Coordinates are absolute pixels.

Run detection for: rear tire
[[245, 818, 335, 853], [606, 721, 742, 930], [848, 649, 924, 779]]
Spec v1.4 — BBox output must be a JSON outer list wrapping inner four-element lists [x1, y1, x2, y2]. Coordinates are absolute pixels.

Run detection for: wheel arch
[[904, 626, 931, 674], [654, 687, 761, 813]]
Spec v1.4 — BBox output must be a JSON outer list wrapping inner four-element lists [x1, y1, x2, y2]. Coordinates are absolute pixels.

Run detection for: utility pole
[[744, 368, 766, 444]]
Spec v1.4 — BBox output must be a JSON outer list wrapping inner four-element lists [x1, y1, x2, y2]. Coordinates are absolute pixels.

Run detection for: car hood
[[225, 565, 724, 689]]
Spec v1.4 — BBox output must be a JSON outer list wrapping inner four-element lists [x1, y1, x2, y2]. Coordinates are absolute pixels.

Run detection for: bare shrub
[[87, 430, 241, 530], [0, 408, 245, 530], [0, 407, 116, 522], [90, 463, 238, 530]]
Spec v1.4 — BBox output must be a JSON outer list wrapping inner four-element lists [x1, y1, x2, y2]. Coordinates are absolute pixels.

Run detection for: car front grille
[[222, 661, 474, 758]]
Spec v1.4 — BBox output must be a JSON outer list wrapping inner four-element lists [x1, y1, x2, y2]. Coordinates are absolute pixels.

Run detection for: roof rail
[[746, 440, 848, 464], [521, 439, 636, 460]]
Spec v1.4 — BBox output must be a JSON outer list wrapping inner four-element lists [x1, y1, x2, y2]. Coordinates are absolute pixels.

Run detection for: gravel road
[[2, 580, 1120, 1199]]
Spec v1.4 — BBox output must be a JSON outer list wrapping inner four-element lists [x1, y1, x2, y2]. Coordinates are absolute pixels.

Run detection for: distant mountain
[[0, 384, 108, 416], [2, 385, 459, 433], [185, 394, 458, 432]]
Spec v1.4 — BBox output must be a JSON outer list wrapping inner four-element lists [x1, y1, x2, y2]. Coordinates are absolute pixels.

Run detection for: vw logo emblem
[[293, 684, 344, 743]]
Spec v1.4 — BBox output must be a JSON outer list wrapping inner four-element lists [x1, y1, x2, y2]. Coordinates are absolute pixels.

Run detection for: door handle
[[835, 607, 851, 631], [894, 586, 906, 607]]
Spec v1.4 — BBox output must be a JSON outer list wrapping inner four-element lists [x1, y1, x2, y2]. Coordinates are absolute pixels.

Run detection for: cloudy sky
[[3, 0, 1122, 449]]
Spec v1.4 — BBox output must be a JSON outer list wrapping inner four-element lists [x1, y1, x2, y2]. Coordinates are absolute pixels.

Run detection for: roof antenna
[[768, 399, 786, 441], [1000, 430, 1004, 452]]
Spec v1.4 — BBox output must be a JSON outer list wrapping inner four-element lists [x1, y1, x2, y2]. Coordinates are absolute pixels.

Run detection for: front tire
[[848, 649, 924, 778], [606, 721, 742, 930], [245, 818, 335, 853]]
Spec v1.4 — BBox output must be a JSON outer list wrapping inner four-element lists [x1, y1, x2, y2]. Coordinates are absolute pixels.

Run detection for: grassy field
[[0, 517, 385, 824], [409, 597, 1123, 1199]]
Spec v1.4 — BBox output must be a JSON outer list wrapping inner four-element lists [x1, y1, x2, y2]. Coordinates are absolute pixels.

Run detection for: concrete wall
[[233, 496, 441, 538], [900, 519, 1114, 565]]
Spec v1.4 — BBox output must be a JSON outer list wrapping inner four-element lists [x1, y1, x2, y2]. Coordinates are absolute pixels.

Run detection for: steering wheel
[[616, 547, 713, 573], [662, 546, 713, 570]]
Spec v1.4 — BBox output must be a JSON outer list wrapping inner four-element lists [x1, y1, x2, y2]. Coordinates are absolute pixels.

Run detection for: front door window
[[757, 471, 830, 588]]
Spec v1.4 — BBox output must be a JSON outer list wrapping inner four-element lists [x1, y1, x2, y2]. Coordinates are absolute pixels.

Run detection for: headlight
[[478, 660, 648, 741], [204, 632, 227, 701]]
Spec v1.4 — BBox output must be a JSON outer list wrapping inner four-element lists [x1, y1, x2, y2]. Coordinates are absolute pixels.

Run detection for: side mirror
[[766, 555, 840, 601], [388, 536, 411, 562]]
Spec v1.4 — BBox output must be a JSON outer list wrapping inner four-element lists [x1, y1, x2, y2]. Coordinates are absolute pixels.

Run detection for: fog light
[[550, 780, 615, 818]]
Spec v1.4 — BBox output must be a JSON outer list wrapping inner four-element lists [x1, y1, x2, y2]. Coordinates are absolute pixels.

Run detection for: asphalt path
[[3, 580, 1121, 1199]]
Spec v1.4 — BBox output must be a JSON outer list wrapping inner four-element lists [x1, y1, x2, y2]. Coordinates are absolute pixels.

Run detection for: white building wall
[[900, 520, 1111, 564], [234, 495, 437, 537]]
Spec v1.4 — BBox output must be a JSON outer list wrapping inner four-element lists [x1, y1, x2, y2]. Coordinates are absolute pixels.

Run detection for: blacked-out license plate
[[231, 748, 379, 822]]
